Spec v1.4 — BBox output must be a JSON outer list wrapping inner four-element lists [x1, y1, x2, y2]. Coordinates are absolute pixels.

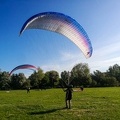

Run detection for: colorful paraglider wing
[[9, 64, 38, 75], [20, 12, 93, 58]]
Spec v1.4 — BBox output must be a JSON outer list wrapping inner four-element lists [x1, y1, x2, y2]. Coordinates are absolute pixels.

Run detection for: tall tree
[[45, 71, 59, 88], [71, 63, 92, 87], [107, 64, 120, 84], [61, 71, 69, 85], [0, 71, 10, 90], [10, 73, 26, 89], [29, 68, 44, 89], [91, 70, 105, 87]]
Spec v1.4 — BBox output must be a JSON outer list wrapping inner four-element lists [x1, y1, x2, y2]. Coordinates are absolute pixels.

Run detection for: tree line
[[0, 63, 120, 90]]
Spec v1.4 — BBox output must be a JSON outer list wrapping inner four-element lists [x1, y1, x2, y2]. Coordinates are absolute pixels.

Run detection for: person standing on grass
[[64, 85, 73, 109], [26, 87, 30, 93]]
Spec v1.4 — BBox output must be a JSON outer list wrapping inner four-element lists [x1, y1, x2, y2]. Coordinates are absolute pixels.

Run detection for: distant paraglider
[[20, 12, 93, 58], [9, 64, 38, 75]]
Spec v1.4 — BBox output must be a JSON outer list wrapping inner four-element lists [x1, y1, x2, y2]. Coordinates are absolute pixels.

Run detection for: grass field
[[0, 87, 120, 120]]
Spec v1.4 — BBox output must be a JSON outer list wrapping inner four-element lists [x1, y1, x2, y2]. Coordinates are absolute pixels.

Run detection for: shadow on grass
[[28, 107, 66, 115]]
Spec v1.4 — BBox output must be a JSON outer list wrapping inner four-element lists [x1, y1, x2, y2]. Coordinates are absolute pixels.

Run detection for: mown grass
[[0, 87, 120, 120]]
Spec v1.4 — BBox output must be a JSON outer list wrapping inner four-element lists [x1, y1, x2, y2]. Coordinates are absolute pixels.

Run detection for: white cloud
[[39, 34, 120, 74], [94, 42, 120, 58], [60, 51, 76, 61], [41, 64, 60, 72], [40, 51, 83, 74], [87, 34, 120, 72]]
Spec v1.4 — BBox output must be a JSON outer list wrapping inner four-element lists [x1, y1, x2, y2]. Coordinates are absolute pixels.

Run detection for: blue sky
[[0, 0, 120, 76]]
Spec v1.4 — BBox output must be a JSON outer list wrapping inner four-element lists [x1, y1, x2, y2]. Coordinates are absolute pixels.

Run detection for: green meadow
[[0, 87, 120, 120]]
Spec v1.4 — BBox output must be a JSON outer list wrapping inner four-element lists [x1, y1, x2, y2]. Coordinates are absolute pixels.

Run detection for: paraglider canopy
[[20, 12, 93, 58], [9, 64, 38, 75]]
